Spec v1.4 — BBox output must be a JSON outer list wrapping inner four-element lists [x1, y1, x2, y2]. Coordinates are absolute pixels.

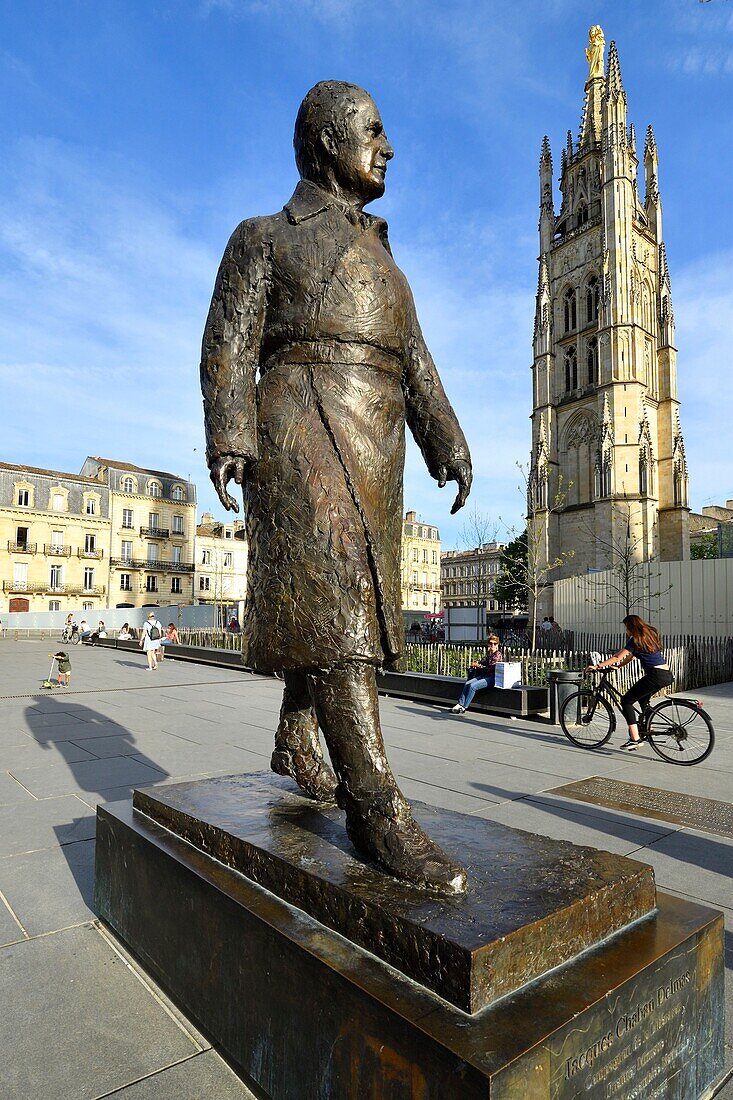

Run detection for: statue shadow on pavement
[[24, 696, 169, 912]]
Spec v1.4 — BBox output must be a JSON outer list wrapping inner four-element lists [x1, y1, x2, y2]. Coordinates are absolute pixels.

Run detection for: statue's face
[[330, 94, 394, 203]]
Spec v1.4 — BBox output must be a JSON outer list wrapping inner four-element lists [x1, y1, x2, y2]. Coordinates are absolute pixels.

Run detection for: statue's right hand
[[210, 454, 253, 513]]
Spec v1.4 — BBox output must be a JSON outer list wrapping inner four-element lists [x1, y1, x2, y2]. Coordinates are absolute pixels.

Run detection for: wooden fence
[[174, 629, 733, 692]]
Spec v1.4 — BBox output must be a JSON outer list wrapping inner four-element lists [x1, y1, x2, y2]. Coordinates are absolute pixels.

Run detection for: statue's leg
[[307, 662, 467, 895], [271, 669, 338, 802]]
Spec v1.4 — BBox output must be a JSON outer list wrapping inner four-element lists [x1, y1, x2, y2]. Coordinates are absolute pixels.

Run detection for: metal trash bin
[[548, 670, 583, 725]]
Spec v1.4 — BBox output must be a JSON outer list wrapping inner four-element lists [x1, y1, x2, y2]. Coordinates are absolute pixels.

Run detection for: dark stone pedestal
[[132, 773, 655, 1013], [95, 779, 725, 1099]]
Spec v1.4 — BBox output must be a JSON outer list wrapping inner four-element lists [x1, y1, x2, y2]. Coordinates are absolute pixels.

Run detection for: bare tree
[[494, 463, 573, 650], [579, 503, 672, 617]]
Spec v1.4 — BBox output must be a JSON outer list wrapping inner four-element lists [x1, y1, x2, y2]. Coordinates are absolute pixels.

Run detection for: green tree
[[690, 533, 718, 560], [492, 530, 528, 610]]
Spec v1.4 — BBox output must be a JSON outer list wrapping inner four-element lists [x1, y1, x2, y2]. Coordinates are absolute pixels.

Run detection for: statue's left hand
[[437, 460, 472, 515]]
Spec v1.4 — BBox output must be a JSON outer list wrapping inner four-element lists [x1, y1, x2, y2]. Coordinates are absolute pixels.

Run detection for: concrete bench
[[90, 636, 249, 672], [376, 670, 548, 717]]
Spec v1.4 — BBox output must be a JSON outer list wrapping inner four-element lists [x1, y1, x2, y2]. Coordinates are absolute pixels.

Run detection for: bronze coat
[[201, 181, 470, 673]]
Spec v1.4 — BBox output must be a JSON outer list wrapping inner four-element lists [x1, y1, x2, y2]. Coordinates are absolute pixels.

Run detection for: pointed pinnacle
[[566, 129, 574, 158], [659, 242, 670, 281], [537, 254, 550, 293], [606, 40, 624, 98], [628, 123, 637, 155], [644, 124, 657, 159], [540, 135, 552, 165]]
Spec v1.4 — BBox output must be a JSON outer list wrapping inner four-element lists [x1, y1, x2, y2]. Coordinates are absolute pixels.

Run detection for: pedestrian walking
[[140, 612, 164, 671]]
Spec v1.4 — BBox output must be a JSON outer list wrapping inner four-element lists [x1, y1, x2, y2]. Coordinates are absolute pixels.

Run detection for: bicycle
[[60, 625, 80, 645], [559, 668, 714, 765]]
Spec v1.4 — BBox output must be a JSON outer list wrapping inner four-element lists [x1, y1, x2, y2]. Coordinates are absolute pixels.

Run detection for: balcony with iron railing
[[7, 541, 37, 554], [44, 544, 72, 557], [2, 582, 106, 596], [77, 548, 104, 559], [139, 527, 169, 539], [110, 557, 195, 573]]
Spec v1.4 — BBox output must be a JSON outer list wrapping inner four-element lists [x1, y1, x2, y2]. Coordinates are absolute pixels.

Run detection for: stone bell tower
[[530, 27, 690, 585]]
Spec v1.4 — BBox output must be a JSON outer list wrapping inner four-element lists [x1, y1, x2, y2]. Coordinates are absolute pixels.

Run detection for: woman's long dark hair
[[623, 614, 661, 654]]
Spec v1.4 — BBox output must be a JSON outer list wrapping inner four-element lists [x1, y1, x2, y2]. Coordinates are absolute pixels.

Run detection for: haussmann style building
[[195, 511, 249, 624], [529, 26, 690, 603], [400, 510, 442, 623]]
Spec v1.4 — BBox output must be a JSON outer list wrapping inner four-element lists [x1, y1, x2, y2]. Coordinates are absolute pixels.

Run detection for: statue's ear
[[319, 123, 339, 160]]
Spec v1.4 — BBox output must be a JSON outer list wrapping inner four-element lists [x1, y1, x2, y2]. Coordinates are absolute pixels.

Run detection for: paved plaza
[[0, 637, 731, 1098]]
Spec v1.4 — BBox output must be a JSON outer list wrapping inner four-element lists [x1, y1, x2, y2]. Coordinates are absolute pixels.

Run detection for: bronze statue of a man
[[201, 81, 472, 894]]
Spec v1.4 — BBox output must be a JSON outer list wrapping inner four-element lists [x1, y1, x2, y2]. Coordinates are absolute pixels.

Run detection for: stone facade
[[399, 510, 441, 617], [441, 543, 506, 615], [530, 27, 690, 593], [195, 511, 249, 623], [79, 457, 197, 609], [0, 461, 110, 614]]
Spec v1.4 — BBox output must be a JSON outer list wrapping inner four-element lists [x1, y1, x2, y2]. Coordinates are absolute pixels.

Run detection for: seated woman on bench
[[452, 634, 503, 714]]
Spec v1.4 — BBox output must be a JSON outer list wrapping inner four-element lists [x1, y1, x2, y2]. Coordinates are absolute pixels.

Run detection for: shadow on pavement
[[24, 696, 169, 911]]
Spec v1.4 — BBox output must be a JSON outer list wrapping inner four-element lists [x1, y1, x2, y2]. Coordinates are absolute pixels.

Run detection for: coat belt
[[262, 340, 403, 377]]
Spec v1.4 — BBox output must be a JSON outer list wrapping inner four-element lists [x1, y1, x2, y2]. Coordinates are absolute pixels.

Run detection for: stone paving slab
[[0, 837, 96, 935], [0, 794, 96, 857], [1, 924, 204, 1100], [0, 894, 25, 947], [101, 1051, 258, 1098], [0, 771, 35, 806]]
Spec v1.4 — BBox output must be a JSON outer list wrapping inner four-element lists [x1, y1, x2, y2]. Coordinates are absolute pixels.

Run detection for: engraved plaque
[[547, 777, 733, 838]]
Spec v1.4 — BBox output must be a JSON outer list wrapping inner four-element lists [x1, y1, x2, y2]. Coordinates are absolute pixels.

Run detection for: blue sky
[[0, 0, 731, 548]]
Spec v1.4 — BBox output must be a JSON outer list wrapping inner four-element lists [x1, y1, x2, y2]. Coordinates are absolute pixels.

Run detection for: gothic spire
[[644, 124, 657, 160], [606, 40, 625, 100]]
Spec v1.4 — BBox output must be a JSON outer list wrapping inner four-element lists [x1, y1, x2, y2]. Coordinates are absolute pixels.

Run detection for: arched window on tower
[[563, 287, 577, 332], [586, 276, 599, 324], [639, 453, 648, 496], [673, 462, 688, 507], [586, 337, 599, 386], [595, 453, 612, 498], [564, 345, 578, 392], [577, 202, 589, 228]]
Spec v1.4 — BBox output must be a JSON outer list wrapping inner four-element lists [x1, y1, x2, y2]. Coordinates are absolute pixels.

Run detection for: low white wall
[[0, 603, 217, 632], [553, 558, 733, 637]]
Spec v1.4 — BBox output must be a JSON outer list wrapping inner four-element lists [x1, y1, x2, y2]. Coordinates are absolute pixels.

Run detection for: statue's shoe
[[344, 793, 467, 895], [271, 747, 338, 803]]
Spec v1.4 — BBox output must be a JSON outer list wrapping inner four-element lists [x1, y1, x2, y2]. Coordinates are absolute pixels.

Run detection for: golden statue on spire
[[586, 25, 605, 80]]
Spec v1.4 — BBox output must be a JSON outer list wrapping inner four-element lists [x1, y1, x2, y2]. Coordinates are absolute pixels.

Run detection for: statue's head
[[294, 81, 394, 205]]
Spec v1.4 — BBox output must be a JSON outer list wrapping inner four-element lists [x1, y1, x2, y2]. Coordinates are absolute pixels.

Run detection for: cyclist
[[588, 614, 673, 751]]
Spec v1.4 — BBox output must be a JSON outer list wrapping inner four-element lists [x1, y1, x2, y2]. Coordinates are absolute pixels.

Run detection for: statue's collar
[[284, 179, 388, 235]]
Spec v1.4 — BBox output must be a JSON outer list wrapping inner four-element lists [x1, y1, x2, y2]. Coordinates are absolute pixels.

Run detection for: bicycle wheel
[[646, 699, 714, 765], [560, 690, 615, 748]]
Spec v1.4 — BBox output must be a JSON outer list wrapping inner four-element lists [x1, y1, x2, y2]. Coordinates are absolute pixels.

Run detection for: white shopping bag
[[495, 661, 522, 689]]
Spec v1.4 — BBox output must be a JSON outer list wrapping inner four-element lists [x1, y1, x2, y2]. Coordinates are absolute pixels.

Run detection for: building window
[[120, 574, 132, 591], [145, 576, 158, 593], [432, 551, 437, 564], [49, 601, 60, 612], [17, 489, 29, 507], [563, 287, 577, 332], [172, 545, 182, 564], [82, 601, 94, 611], [83, 567, 94, 590], [85, 533, 96, 553], [577, 202, 588, 228], [586, 276, 599, 323], [50, 565, 63, 589], [172, 485, 185, 501], [172, 515, 184, 534], [200, 576, 211, 592], [639, 457, 648, 496], [148, 512, 160, 531], [121, 540, 132, 561], [52, 493, 65, 511], [148, 481, 162, 498], [122, 508, 133, 528], [224, 552, 232, 568], [564, 346, 578, 392], [412, 548, 418, 561], [586, 337, 599, 386], [121, 476, 135, 493], [171, 577, 182, 594], [15, 526, 29, 549], [86, 498, 96, 515], [202, 549, 211, 565], [147, 544, 159, 563]]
